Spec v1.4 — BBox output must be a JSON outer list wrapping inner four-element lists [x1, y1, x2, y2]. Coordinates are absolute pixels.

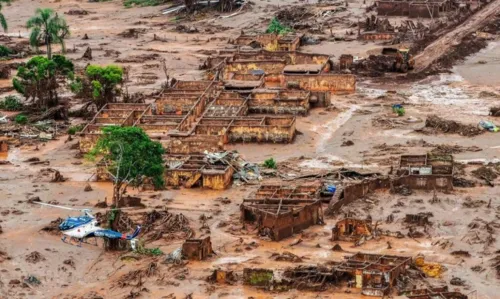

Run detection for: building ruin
[[241, 185, 323, 241], [332, 218, 373, 242], [182, 237, 214, 260]]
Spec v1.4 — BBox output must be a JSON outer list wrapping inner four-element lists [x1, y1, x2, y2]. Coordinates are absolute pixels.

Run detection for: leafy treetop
[[88, 126, 165, 190], [13, 55, 74, 108]]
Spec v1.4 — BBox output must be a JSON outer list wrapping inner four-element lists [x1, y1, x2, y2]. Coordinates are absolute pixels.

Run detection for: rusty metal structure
[[182, 236, 214, 260], [241, 185, 323, 241], [332, 218, 373, 241]]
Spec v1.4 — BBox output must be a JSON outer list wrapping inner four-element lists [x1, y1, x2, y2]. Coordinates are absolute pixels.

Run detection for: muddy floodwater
[[454, 41, 500, 86]]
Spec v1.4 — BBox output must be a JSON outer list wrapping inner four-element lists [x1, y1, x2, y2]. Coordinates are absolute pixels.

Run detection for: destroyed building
[[241, 184, 323, 241], [332, 253, 412, 296], [243, 253, 412, 296], [182, 237, 214, 260], [332, 218, 373, 242], [164, 155, 234, 190], [396, 154, 454, 191], [405, 212, 433, 226], [233, 33, 302, 52], [80, 80, 298, 155]]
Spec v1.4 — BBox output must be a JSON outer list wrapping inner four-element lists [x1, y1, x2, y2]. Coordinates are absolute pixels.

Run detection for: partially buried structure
[[240, 184, 323, 241], [396, 153, 454, 191]]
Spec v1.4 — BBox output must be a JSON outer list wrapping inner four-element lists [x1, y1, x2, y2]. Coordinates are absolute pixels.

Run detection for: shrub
[[15, 114, 28, 124], [266, 18, 292, 35], [263, 157, 277, 169], [0, 95, 23, 111], [394, 107, 405, 116], [67, 124, 84, 135], [0, 45, 12, 57]]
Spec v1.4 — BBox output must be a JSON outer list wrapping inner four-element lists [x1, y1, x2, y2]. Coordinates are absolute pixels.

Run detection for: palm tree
[[27, 8, 70, 59], [0, 0, 10, 32]]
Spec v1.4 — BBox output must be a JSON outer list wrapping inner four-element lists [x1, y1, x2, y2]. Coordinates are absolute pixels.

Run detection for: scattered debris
[[25, 251, 46, 264], [420, 115, 483, 136], [270, 251, 303, 262]]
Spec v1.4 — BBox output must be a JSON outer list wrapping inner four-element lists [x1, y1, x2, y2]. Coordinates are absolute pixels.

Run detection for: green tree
[[0, 0, 10, 32], [72, 65, 123, 109], [88, 126, 165, 206], [27, 8, 70, 59], [13, 55, 74, 109]]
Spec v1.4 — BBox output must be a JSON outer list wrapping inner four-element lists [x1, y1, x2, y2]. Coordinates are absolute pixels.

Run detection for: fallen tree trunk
[[29, 105, 68, 122]]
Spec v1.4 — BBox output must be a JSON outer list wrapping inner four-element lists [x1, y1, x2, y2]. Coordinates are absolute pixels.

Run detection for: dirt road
[[414, 0, 500, 72]]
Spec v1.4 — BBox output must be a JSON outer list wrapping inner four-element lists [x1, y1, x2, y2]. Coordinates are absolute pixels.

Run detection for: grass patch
[[124, 0, 167, 8], [0, 45, 12, 57], [15, 114, 28, 124], [266, 17, 293, 35], [263, 157, 277, 169], [67, 124, 84, 135], [0, 95, 23, 111]]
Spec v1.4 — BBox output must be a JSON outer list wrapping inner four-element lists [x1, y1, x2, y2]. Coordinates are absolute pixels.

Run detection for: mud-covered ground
[[0, 0, 500, 298]]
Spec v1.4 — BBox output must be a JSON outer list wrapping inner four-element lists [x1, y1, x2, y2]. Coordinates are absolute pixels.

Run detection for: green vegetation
[[263, 157, 277, 169], [393, 106, 405, 117], [72, 65, 123, 109], [124, 0, 166, 8], [27, 8, 70, 59], [88, 126, 165, 206], [0, 45, 11, 57], [248, 271, 273, 285], [15, 114, 28, 124], [67, 124, 84, 135], [266, 17, 292, 35], [0, 0, 10, 32], [13, 55, 74, 109], [137, 246, 163, 256], [0, 95, 23, 111]]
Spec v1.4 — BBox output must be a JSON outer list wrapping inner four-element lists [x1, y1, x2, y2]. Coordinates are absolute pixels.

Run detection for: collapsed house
[[332, 253, 412, 296], [405, 212, 433, 226], [244, 253, 412, 296], [164, 154, 234, 190], [397, 154, 454, 191], [182, 237, 214, 260], [241, 184, 323, 240], [80, 80, 298, 154], [233, 33, 302, 52], [360, 15, 428, 41], [206, 49, 356, 101], [332, 218, 373, 242]]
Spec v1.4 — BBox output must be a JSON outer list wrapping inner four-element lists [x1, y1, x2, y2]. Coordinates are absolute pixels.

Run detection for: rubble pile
[[471, 166, 498, 182], [431, 144, 482, 154], [140, 210, 193, 242], [422, 115, 483, 136], [25, 251, 46, 264], [490, 106, 500, 117], [270, 251, 303, 262], [116, 262, 158, 288], [40, 218, 63, 235]]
